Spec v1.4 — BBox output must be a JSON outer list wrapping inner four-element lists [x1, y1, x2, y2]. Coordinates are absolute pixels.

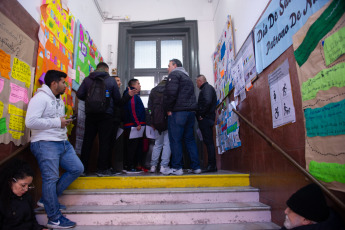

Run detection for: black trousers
[[198, 118, 216, 168], [124, 128, 143, 169], [80, 113, 116, 171]]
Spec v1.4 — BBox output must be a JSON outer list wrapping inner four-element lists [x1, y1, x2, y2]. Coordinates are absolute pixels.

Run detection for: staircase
[[35, 171, 280, 229]]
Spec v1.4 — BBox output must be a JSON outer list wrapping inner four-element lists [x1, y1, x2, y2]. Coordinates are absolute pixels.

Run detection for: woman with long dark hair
[[0, 159, 47, 230]]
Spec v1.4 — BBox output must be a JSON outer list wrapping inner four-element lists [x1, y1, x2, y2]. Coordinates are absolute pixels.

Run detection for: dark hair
[[44, 70, 67, 87], [128, 79, 138, 87], [112, 76, 119, 78], [0, 159, 35, 209], [96, 62, 109, 70], [170, 59, 182, 67]]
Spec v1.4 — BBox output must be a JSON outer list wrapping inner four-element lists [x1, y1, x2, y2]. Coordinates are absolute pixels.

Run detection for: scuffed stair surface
[[68, 223, 281, 230]]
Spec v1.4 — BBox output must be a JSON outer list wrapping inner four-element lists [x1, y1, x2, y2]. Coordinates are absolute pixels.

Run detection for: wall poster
[[0, 12, 35, 146], [292, 0, 345, 192]]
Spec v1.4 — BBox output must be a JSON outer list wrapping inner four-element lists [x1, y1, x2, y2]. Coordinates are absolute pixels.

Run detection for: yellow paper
[[0, 101, 3, 118], [8, 104, 26, 117], [11, 57, 31, 88], [9, 115, 25, 131], [0, 49, 11, 79], [9, 130, 24, 139]]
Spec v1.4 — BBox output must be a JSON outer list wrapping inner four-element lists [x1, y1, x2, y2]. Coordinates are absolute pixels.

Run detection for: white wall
[[213, 0, 270, 54]]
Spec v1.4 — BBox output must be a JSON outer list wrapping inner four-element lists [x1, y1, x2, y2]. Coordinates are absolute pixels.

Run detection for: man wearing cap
[[281, 183, 345, 230]]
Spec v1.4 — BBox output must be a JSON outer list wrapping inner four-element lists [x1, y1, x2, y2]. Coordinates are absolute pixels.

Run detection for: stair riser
[[59, 192, 259, 206], [36, 211, 271, 226]]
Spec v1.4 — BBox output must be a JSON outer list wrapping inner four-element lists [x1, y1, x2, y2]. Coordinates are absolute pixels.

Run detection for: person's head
[[196, 74, 207, 88], [168, 59, 182, 74], [128, 79, 141, 92], [44, 70, 67, 96], [96, 62, 109, 73], [1, 159, 35, 198], [113, 76, 121, 87], [283, 184, 329, 229]]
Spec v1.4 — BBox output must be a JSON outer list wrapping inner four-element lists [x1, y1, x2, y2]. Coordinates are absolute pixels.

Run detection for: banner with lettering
[[72, 20, 103, 90], [0, 12, 35, 145], [254, 0, 329, 74], [292, 0, 345, 192], [34, 0, 75, 134], [213, 15, 235, 104]]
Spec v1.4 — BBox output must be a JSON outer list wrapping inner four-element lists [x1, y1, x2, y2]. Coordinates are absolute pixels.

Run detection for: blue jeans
[[168, 111, 200, 170], [31, 141, 84, 220], [151, 130, 171, 167]]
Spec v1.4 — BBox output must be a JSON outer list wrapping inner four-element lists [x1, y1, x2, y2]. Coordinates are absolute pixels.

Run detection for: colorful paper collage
[[34, 0, 75, 123], [72, 20, 103, 90], [0, 12, 35, 146], [292, 0, 345, 192], [213, 15, 235, 105]]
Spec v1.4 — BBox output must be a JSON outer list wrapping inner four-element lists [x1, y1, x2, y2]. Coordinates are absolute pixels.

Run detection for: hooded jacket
[[122, 87, 146, 129], [76, 71, 121, 116], [164, 67, 197, 112], [196, 82, 217, 121], [25, 84, 67, 142]]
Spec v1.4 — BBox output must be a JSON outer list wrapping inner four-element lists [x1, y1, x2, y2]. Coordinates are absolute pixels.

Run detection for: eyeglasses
[[12, 178, 35, 190]]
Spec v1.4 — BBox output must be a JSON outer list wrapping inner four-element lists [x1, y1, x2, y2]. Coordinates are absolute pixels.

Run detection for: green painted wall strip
[[294, 0, 345, 66]]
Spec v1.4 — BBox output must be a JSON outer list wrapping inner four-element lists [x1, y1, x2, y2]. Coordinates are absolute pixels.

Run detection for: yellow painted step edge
[[68, 174, 250, 189]]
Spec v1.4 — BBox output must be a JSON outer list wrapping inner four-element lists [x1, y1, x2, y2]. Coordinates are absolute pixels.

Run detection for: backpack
[[85, 75, 109, 114], [151, 87, 167, 133]]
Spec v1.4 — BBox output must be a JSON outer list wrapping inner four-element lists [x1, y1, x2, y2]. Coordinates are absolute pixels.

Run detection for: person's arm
[[197, 86, 213, 118], [25, 95, 62, 130], [130, 96, 141, 130], [76, 79, 88, 101]]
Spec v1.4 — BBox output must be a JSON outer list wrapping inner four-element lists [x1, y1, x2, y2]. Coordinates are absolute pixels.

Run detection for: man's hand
[[167, 111, 172, 116], [198, 116, 203, 121], [136, 125, 141, 131], [128, 87, 138, 97], [60, 115, 72, 128]]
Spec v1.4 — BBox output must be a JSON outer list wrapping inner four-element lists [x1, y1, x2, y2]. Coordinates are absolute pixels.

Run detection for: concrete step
[[68, 170, 250, 189], [59, 187, 259, 206], [35, 202, 271, 226], [68, 223, 281, 230]]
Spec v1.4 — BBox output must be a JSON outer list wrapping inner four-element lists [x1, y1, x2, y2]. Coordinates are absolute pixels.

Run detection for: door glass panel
[[140, 96, 149, 108], [135, 41, 156, 68], [134, 76, 155, 91], [161, 40, 183, 68]]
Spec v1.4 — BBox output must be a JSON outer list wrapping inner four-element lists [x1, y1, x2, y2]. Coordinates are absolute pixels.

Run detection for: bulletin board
[[0, 11, 35, 146], [292, 0, 345, 192]]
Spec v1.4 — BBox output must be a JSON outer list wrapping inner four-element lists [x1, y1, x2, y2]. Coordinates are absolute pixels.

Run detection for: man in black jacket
[[77, 62, 121, 176], [163, 59, 201, 175], [196, 75, 217, 172], [280, 183, 345, 230]]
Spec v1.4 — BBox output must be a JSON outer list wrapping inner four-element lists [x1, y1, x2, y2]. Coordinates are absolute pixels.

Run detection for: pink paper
[[9, 83, 29, 104], [0, 78, 4, 93]]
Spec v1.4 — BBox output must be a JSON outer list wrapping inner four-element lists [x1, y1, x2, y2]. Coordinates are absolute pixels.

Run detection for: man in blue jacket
[[163, 59, 201, 175], [77, 62, 121, 176], [123, 79, 146, 173]]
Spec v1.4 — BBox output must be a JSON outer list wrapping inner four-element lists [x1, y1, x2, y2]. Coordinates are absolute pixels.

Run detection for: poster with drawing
[[268, 59, 296, 128], [292, 0, 345, 192], [213, 15, 235, 104], [0, 12, 35, 145]]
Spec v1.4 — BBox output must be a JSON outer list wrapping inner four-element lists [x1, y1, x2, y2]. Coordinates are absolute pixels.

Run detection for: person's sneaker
[[160, 166, 170, 174], [193, 168, 202, 174], [126, 168, 142, 174], [37, 200, 66, 210], [163, 168, 183, 175], [110, 168, 122, 175], [96, 169, 114, 177], [150, 165, 156, 173], [202, 165, 218, 173], [47, 215, 76, 229]]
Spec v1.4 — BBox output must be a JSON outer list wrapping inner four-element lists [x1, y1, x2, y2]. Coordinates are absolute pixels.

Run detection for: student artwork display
[[213, 15, 235, 105], [268, 59, 296, 128], [215, 97, 241, 154], [72, 20, 103, 91], [0, 12, 35, 145], [34, 0, 75, 129], [292, 0, 345, 192], [254, 0, 329, 74]]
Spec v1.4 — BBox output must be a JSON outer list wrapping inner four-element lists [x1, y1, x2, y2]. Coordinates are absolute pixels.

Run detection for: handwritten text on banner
[[0, 49, 11, 79], [11, 57, 32, 88], [9, 83, 29, 104], [324, 26, 345, 66]]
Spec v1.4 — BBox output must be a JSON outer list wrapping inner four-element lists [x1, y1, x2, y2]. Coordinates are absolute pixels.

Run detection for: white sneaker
[[150, 165, 156, 173], [163, 168, 183, 175], [160, 166, 170, 174], [193, 168, 202, 174]]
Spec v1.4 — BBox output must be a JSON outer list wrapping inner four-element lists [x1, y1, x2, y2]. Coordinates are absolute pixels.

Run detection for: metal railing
[[233, 109, 345, 212], [0, 142, 30, 166]]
